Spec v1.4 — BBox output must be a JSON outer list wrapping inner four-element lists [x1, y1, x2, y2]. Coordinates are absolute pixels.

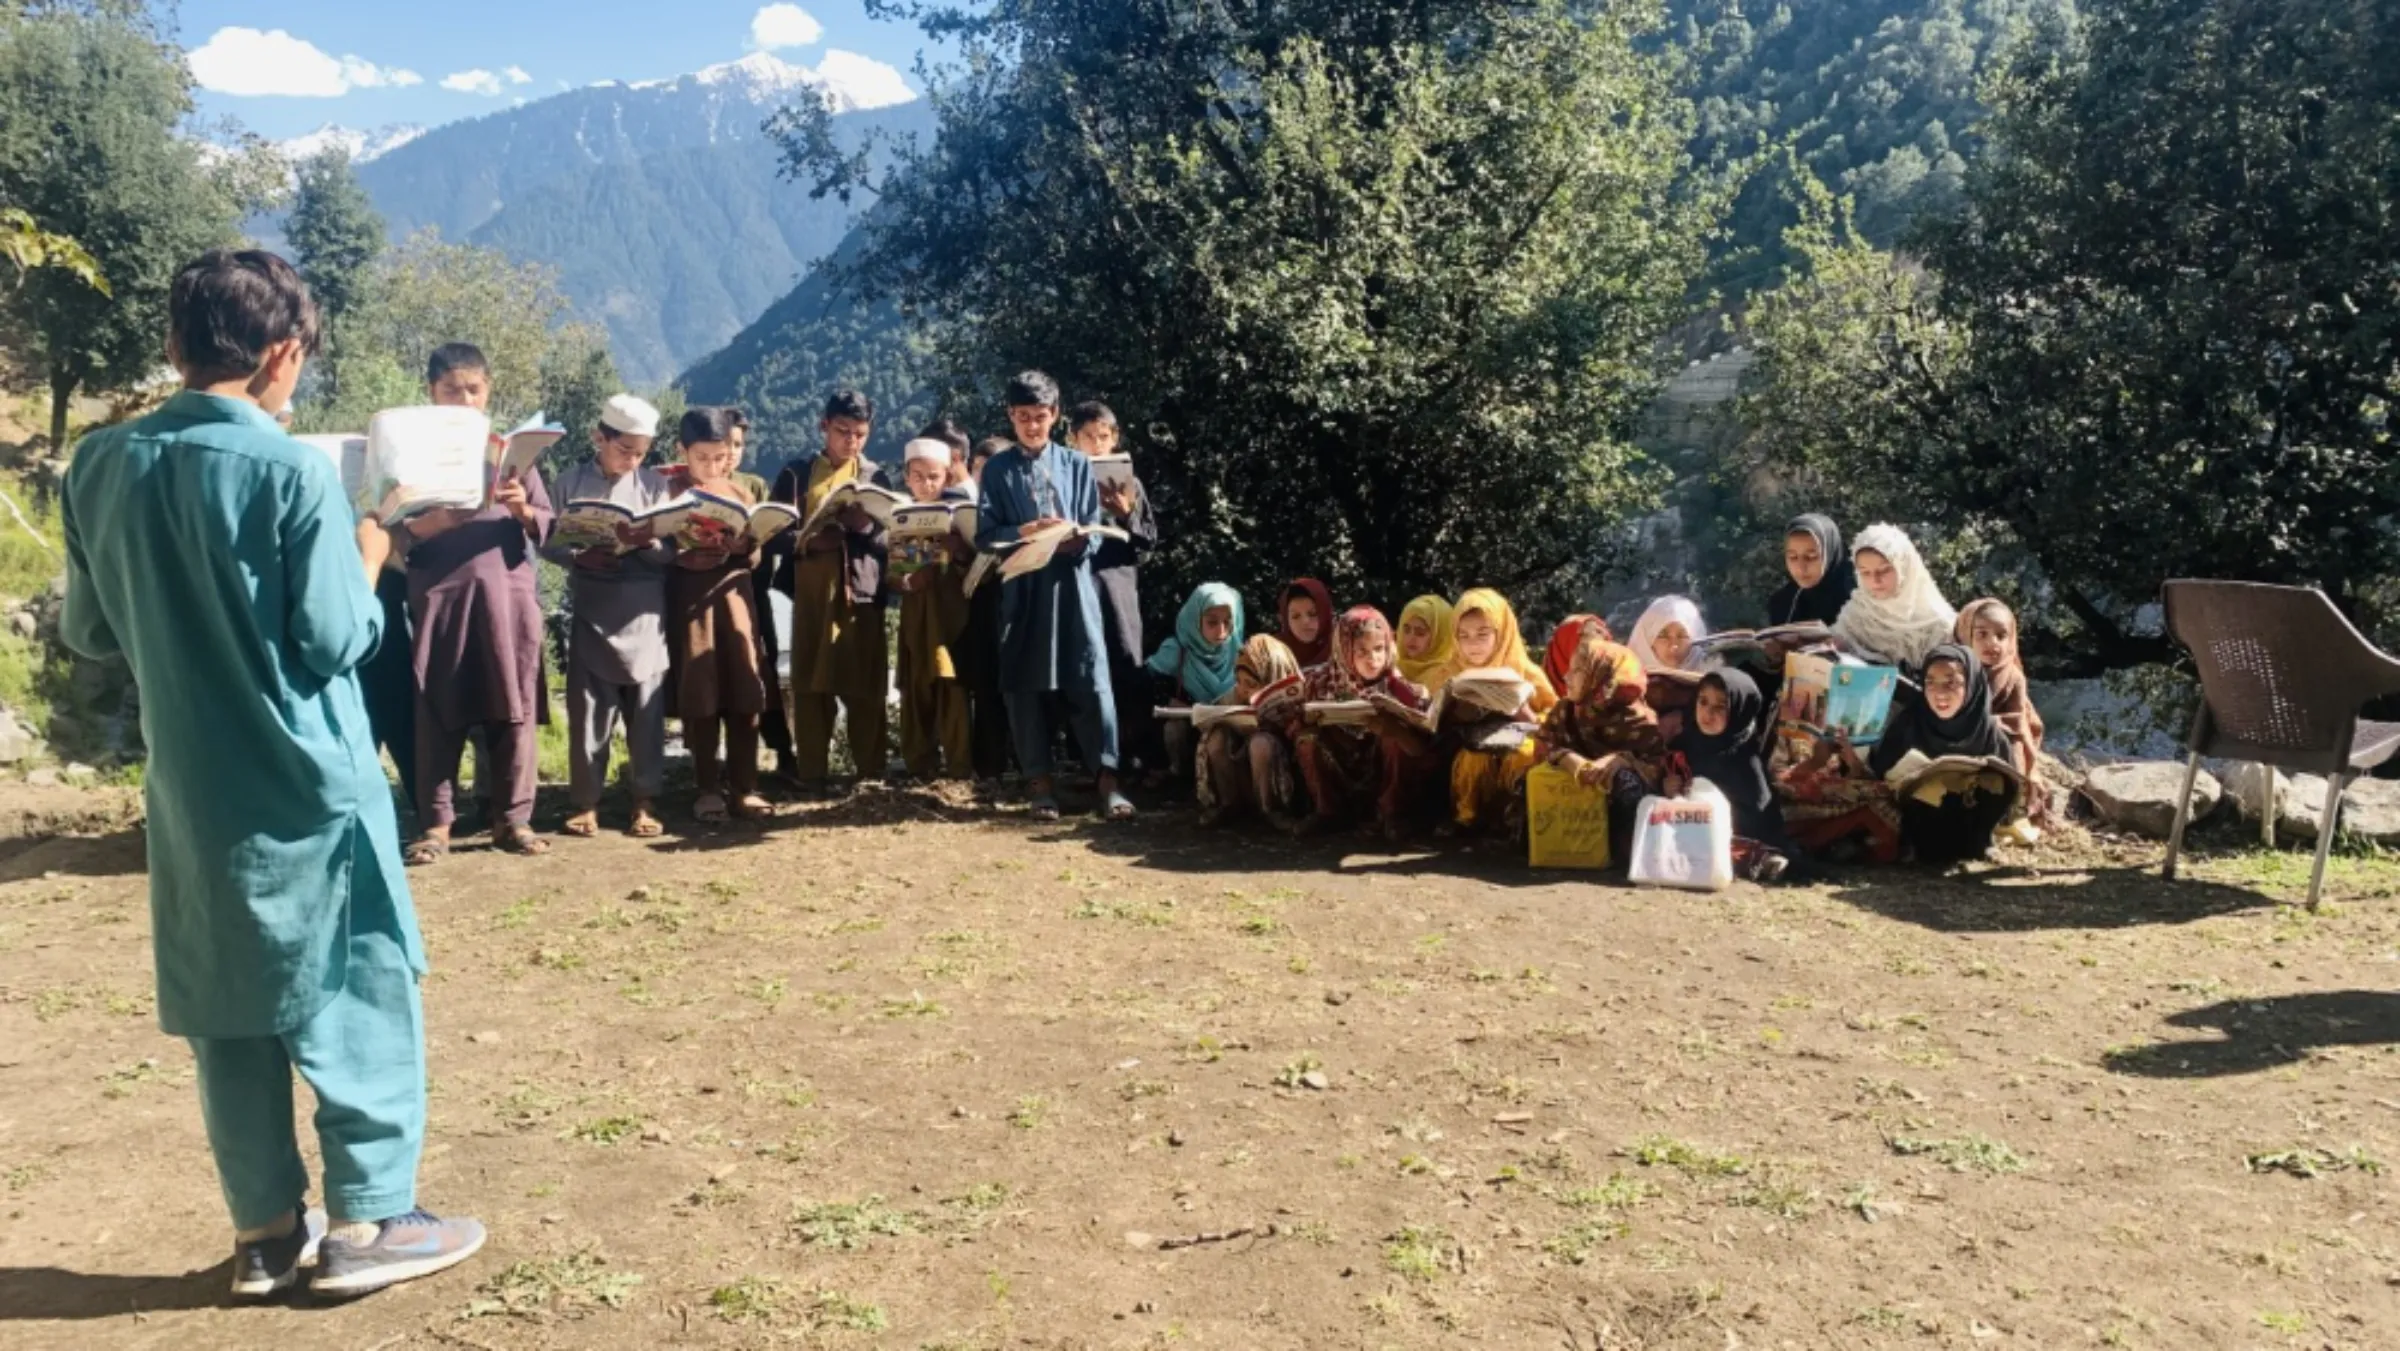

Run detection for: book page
[[363, 405, 491, 523], [292, 433, 368, 505], [553, 500, 637, 554]]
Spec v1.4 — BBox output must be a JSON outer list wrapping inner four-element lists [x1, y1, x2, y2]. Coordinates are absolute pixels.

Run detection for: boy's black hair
[[920, 417, 971, 458], [1067, 400, 1118, 434], [725, 407, 751, 431], [168, 249, 321, 385], [821, 390, 875, 424], [969, 436, 1013, 467], [426, 342, 490, 387], [678, 405, 738, 448], [1004, 370, 1060, 409]]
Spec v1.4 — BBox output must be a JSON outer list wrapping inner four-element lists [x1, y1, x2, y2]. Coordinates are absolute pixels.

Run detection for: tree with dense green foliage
[[1738, 0, 2400, 673], [1674, 0, 2076, 296], [0, 3, 278, 454], [785, 0, 1723, 619], [1, 206, 104, 294], [286, 149, 385, 328]]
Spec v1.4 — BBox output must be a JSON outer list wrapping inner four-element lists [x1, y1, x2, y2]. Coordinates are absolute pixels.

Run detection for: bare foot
[[562, 811, 600, 838], [629, 802, 663, 838]]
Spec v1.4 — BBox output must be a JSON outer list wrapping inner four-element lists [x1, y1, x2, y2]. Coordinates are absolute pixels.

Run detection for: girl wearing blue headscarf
[[1147, 582, 1245, 784]]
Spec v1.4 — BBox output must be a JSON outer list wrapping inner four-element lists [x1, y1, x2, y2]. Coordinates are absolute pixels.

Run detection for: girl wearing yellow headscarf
[[1443, 588, 1559, 833], [1395, 595, 1456, 687]]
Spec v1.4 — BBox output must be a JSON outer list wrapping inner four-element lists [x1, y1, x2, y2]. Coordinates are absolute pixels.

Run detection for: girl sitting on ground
[[1443, 588, 1560, 837], [1147, 582, 1244, 786], [1196, 634, 1304, 829], [1270, 606, 1437, 840], [1666, 668, 1794, 882], [1629, 595, 1708, 741]]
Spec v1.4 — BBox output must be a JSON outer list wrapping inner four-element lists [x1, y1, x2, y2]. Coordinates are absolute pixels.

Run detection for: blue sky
[[178, 1, 946, 139]]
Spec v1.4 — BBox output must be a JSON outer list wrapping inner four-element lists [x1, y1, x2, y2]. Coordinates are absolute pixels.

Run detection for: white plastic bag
[[1628, 778, 1735, 893]]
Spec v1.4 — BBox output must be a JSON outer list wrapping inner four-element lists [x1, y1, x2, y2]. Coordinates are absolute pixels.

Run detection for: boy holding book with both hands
[[540, 394, 673, 839], [891, 438, 977, 778]]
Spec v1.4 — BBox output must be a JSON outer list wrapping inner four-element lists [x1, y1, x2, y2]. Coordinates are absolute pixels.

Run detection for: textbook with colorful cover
[[793, 481, 910, 543], [1776, 651, 1899, 757], [551, 498, 681, 554], [642, 492, 805, 552], [494, 411, 567, 480], [889, 501, 979, 578]]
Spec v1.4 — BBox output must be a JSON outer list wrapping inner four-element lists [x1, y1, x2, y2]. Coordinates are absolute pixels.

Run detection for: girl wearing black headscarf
[[1767, 514, 1858, 627], [1668, 668, 1795, 881], [1867, 643, 2019, 863]]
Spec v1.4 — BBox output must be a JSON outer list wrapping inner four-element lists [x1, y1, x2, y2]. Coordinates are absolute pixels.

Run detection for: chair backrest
[[2163, 580, 2400, 773]]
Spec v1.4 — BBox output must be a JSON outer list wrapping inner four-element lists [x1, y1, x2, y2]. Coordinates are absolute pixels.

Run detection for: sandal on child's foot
[[561, 812, 600, 839], [627, 808, 664, 839], [693, 794, 729, 824], [492, 824, 550, 856], [733, 794, 773, 820], [403, 835, 450, 867]]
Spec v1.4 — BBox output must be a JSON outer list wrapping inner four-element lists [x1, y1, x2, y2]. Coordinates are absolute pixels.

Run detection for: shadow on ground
[[2102, 990, 2400, 1078], [0, 1261, 237, 1320], [1823, 864, 2276, 933]]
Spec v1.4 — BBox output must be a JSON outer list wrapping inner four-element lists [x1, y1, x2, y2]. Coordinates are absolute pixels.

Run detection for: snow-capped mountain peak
[[632, 49, 915, 114], [277, 124, 428, 166]]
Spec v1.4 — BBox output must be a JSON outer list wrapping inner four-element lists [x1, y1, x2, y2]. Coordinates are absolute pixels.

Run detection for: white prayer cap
[[599, 393, 661, 438], [903, 437, 951, 467]]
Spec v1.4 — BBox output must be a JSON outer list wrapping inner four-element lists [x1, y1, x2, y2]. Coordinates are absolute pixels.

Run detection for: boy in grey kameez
[[542, 394, 674, 838]]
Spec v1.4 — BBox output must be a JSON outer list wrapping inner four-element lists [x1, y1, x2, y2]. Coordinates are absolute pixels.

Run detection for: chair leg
[[2307, 772, 2343, 912], [2162, 750, 2202, 881]]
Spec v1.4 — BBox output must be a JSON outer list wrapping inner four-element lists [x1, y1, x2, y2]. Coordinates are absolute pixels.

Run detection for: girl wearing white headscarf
[[1833, 524, 1957, 672], [1629, 595, 1708, 740]]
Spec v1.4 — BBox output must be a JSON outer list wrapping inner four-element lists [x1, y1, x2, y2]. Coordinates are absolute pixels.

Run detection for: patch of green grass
[[940, 1182, 1013, 1227], [1382, 1225, 1448, 1281], [464, 1250, 642, 1320], [1273, 1053, 1324, 1088], [880, 994, 946, 1019], [1852, 1306, 1909, 1331], [1561, 1173, 1655, 1209], [2246, 1147, 2383, 1179], [1733, 1176, 1821, 1219], [791, 1196, 918, 1250], [1007, 1096, 1049, 1130], [2256, 1310, 2307, 1334], [5, 1162, 53, 1192], [98, 1058, 179, 1099], [1888, 1133, 2026, 1175], [807, 1289, 889, 1333], [1627, 1135, 1752, 1178], [565, 1115, 644, 1146], [1544, 1218, 1626, 1265]]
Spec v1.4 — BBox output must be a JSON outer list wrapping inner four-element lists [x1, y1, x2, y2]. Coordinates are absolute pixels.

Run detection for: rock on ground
[[2080, 760, 2220, 839], [2277, 775, 2400, 846]]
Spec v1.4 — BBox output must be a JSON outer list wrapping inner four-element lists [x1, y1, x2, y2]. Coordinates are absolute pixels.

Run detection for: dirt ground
[[2, 781, 2398, 1350]]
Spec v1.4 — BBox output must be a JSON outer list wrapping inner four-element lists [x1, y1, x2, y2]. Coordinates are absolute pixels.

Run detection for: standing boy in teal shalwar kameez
[[59, 250, 485, 1301]]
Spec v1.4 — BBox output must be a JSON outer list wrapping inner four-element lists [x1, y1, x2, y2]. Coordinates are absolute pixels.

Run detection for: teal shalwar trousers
[[185, 855, 425, 1231]]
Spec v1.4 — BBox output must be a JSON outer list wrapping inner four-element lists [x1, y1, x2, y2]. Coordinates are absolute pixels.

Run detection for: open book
[[360, 406, 491, 524], [1154, 704, 1262, 733], [1882, 749, 2024, 807], [293, 433, 368, 504], [1776, 651, 1899, 757], [1369, 667, 1535, 733], [1689, 622, 1835, 665], [552, 498, 680, 554], [1089, 454, 1136, 493], [494, 412, 567, 481], [998, 520, 1131, 581], [645, 491, 805, 552], [890, 500, 979, 578], [793, 481, 910, 544]]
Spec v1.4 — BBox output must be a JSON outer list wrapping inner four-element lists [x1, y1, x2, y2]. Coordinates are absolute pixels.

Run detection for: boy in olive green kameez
[[60, 250, 484, 1300]]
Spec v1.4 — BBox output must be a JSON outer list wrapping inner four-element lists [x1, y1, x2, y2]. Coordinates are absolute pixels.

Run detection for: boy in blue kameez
[[971, 370, 1133, 821], [59, 250, 485, 1301]]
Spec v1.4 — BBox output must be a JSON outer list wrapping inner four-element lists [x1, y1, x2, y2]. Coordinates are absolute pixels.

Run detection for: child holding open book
[[1068, 401, 1163, 784], [1146, 582, 1243, 785], [1266, 606, 1437, 840], [541, 394, 671, 839], [669, 407, 771, 822], [398, 342, 554, 863], [893, 438, 976, 779]]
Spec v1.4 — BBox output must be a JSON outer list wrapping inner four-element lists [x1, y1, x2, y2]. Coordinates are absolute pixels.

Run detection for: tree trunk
[[41, 368, 76, 508]]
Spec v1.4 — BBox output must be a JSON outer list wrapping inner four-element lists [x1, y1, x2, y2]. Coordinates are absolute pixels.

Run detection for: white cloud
[[441, 69, 506, 97], [810, 49, 914, 110], [504, 65, 533, 86], [749, 3, 824, 50], [187, 27, 420, 98]]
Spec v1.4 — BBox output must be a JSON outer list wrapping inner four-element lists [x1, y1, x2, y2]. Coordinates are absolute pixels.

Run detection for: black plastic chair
[[2162, 581, 2400, 908]]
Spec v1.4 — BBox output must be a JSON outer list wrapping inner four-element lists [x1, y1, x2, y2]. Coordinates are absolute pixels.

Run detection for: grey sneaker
[[310, 1210, 487, 1299], [230, 1207, 325, 1298]]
